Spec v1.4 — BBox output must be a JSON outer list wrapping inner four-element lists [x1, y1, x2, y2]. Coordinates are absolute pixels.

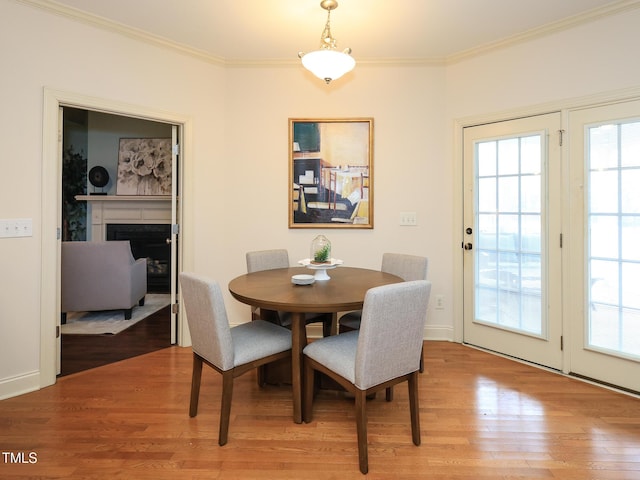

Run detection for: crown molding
[[446, 0, 640, 65], [14, 0, 226, 65], [15, 0, 640, 68]]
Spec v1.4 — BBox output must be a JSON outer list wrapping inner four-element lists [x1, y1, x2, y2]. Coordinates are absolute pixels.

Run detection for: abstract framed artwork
[[289, 118, 373, 228], [116, 138, 172, 196]]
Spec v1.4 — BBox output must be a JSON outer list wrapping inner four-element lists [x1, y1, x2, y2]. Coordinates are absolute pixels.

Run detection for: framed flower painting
[[116, 138, 172, 196]]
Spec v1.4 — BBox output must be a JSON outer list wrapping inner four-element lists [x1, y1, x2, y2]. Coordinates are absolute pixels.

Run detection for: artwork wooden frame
[[289, 118, 373, 229], [116, 138, 172, 196]]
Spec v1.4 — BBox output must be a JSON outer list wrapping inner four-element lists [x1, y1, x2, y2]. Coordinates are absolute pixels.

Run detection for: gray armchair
[[61, 241, 147, 323]]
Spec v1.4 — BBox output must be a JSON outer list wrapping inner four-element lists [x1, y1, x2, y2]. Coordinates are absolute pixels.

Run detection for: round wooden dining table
[[228, 266, 402, 423]]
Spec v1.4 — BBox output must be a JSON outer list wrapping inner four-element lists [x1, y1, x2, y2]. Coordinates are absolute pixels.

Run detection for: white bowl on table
[[291, 274, 315, 286]]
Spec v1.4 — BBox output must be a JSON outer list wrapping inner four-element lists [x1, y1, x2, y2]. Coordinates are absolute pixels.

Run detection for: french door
[[463, 113, 563, 370], [567, 100, 640, 392]]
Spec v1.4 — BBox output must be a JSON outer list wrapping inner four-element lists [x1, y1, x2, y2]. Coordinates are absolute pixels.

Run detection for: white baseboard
[[306, 324, 325, 339], [423, 325, 455, 342], [0, 370, 40, 401]]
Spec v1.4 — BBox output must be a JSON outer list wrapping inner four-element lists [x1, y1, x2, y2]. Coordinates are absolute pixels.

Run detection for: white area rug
[[61, 294, 170, 335]]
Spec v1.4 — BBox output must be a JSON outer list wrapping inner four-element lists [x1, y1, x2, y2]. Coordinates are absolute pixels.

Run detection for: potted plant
[[310, 235, 331, 264]]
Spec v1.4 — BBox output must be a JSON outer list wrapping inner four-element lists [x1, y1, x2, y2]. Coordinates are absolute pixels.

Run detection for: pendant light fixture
[[298, 0, 355, 84]]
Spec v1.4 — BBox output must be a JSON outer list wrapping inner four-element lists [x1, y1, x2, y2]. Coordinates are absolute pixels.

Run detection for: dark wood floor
[[59, 305, 172, 376]]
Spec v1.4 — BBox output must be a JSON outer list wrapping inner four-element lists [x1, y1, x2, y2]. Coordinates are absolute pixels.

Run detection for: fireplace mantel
[[75, 195, 172, 241], [75, 195, 171, 202]]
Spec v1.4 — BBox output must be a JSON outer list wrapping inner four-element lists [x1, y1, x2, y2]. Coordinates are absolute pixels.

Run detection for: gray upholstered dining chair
[[179, 272, 292, 446], [246, 249, 334, 337], [339, 252, 429, 387], [339, 253, 429, 332], [303, 280, 432, 474]]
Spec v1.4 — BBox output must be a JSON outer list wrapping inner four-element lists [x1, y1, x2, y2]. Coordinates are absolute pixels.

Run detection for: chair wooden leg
[[302, 359, 315, 423], [408, 371, 421, 446], [329, 313, 339, 336], [385, 386, 394, 402], [257, 365, 266, 387], [189, 354, 203, 417], [219, 371, 234, 446], [322, 317, 334, 337], [124, 308, 133, 320], [419, 344, 424, 373], [355, 389, 369, 475], [253, 308, 268, 388], [139, 296, 145, 306]]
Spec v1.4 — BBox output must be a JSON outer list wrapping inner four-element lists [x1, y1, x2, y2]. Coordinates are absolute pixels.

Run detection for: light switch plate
[[399, 212, 417, 226], [0, 218, 33, 238]]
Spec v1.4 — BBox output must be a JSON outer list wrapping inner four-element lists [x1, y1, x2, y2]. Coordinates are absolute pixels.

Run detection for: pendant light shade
[[300, 49, 355, 83], [298, 0, 355, 84]]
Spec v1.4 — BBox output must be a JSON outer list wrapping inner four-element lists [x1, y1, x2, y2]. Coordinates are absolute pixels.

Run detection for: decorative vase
[[310, 235, 331, 264]]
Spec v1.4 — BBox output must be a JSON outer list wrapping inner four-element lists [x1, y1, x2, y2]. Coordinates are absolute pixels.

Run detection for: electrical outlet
[[435, 294, 444, 310], [399, 212, 417, 226]]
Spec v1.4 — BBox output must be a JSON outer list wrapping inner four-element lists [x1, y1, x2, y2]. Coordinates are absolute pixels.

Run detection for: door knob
[[463, 243, 473, 250]]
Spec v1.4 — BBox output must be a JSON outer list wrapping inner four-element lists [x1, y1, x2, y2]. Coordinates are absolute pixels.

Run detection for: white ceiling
[[28, 0, 639, 63]]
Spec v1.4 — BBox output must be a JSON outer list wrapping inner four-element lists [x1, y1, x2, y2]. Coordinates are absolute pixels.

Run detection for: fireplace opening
[[106, 223, 172, 293]]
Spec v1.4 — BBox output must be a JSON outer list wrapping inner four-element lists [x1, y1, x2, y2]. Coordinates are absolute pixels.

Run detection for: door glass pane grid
[[588, 121, 640, 360], [475, 135, 544, 336]]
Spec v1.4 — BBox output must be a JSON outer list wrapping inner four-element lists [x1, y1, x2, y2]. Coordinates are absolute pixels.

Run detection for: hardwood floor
[[59, 305, 172, 376], [2, 342, 639, 479]]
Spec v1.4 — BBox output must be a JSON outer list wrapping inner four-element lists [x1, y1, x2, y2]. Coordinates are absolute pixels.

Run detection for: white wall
[[0, 0, 225, 399], [445, 7, 640, 120], [1, 0, 639, 399], [215, 63, 450, 337]]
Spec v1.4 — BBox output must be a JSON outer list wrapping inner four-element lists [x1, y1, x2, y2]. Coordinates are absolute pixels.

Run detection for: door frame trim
[[40, 88, 192, 389]]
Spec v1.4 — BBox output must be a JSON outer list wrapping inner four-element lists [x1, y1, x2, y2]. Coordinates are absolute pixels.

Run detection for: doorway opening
[[40, 89, 187, 388], [58, 107, 178, 376]]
